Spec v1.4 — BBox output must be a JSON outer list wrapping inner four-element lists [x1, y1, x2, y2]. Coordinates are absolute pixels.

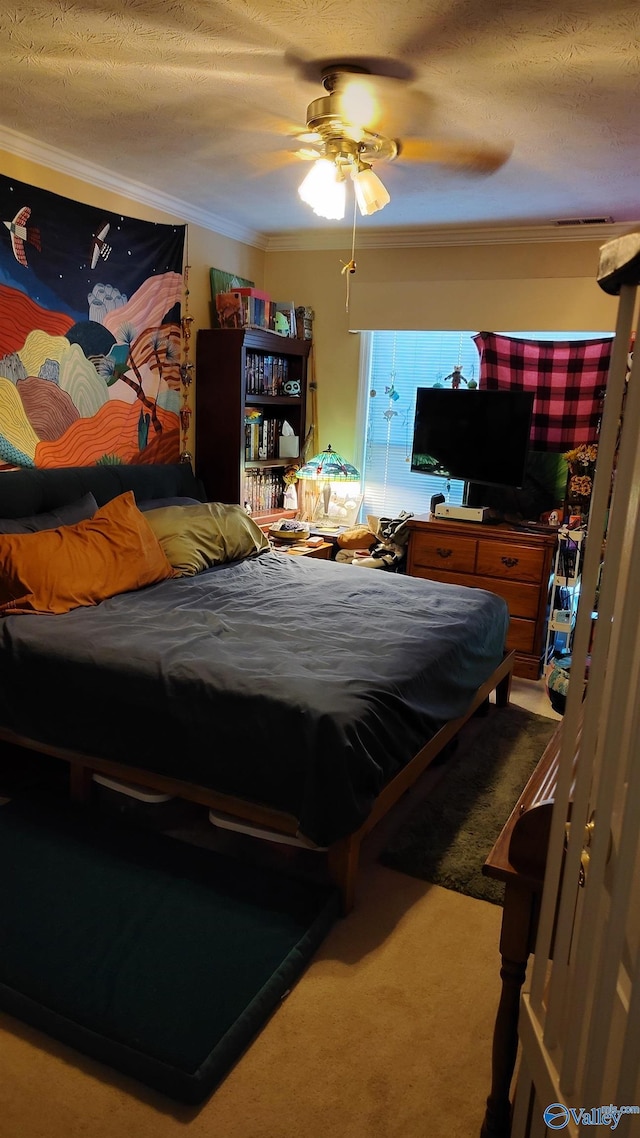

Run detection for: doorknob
[[564, 815, 605, 887]]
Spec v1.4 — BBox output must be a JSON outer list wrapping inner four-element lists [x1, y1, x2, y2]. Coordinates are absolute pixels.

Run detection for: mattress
[[0, 553, 509, 846]]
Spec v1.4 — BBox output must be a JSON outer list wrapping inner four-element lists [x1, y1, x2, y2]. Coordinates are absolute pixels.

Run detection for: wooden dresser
[[406, 515, 557, 680]]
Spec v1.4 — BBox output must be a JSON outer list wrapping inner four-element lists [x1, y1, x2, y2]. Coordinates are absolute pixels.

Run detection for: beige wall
[[265, 250, 363, 461], [1, 148, 621, 470]]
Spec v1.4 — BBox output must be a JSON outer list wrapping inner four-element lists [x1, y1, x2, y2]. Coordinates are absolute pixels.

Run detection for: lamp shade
[[352, 166, 391, 216], [296, 445, 361, 525], [295, 445, 360, 482], [298, 160, 346, 220]]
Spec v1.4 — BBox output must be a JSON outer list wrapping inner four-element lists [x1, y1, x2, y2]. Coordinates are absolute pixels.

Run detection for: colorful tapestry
[[0, 175, 186, 469], [473, 332, 612, 451]]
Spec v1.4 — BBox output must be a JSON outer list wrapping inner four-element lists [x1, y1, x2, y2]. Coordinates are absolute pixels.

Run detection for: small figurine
[[283, 483, 298, 509], [443, 365, 470, 390], [283, 464, 298, 510]]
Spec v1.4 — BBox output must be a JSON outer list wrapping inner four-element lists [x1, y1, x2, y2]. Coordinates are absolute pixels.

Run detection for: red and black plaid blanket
[[473, 332, 612, 451]]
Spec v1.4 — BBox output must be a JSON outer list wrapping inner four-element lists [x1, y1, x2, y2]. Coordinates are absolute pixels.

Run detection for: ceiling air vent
[[554, 216, 613, 226]]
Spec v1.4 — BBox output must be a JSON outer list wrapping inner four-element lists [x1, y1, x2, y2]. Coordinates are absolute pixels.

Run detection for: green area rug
[[380, 705, 558, 905], [0, 798, 339, 1103]]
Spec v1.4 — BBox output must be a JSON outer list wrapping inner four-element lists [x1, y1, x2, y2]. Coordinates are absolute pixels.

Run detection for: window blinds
[[360, 331, 476, 520]]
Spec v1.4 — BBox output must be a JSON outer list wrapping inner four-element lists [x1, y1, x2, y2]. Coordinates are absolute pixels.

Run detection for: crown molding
[[0, 125, 267, 250], [1, 125, 636, 255], [264, 220, 637, 252]]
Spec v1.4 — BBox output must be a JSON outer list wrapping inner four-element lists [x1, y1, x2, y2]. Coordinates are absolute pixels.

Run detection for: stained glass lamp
[[296, 444, 360, 527]]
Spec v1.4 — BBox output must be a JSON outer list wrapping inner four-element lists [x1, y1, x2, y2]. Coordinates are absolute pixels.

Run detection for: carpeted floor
[[380, 704, 558, 904]]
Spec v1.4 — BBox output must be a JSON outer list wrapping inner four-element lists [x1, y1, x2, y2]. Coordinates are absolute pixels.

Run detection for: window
[[358, 330, 611, 521]]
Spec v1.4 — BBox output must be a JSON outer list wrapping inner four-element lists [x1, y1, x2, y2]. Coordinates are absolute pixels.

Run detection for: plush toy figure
[[335, 523, 377, 564], [353, 511, 414, 571]]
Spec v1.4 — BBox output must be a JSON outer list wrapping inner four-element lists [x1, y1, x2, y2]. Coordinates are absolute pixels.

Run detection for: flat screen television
[[410, 387, 535, 491]]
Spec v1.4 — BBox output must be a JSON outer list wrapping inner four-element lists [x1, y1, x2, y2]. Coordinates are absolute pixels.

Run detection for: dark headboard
[[0, 464, 207, 519]]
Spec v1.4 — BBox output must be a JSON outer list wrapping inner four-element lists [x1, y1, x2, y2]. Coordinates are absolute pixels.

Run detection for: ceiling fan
[[291, 64, 511, 220]]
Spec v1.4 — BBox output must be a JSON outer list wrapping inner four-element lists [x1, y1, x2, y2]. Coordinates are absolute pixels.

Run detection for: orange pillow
[[0, 491, 178, 615]]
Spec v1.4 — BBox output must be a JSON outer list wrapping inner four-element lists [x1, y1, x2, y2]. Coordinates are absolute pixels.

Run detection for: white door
[[512, 273, 640, 1137]]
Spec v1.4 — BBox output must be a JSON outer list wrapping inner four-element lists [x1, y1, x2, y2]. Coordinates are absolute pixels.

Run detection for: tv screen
[[410, 388, 535, 490]]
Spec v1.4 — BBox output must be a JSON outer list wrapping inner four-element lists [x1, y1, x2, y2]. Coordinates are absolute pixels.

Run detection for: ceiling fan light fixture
[[352, 164, 391, 216], [298, 158, 346, 220], [337, 77, 378, 132]]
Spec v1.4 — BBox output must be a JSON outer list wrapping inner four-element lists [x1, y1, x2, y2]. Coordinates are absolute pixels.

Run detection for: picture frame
[[209, 268, 255, 328]]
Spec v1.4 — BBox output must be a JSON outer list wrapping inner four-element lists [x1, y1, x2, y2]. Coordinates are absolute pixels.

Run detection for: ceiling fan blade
[[397, 137, 512, 175], [249, 137, 322, 176], [294, 147, 323, 161]]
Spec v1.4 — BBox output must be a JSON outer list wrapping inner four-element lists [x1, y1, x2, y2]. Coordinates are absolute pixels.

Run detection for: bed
[[0, 463, 514, 911]]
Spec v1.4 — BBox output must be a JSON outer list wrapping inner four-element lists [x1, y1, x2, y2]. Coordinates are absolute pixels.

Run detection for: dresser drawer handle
[[501, 556, 519, 568], [436, 547, 453, 559]]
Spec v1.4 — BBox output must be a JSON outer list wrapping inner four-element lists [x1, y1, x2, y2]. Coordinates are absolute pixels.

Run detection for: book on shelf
[[244, 407, 262, 460], [215, 291, 271, 330], [244, 412, 285, 461], [244, 352, 290, 394], [242, 468, 286, 513], [232, 287, 271, 302]]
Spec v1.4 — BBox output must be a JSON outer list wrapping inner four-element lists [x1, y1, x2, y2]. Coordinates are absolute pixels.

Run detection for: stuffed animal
[[352, 511, 414, 571], [334, 523, 377, 564], [337, 523, 377, 551]]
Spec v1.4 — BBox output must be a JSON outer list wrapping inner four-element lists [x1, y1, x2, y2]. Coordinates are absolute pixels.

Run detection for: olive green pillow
[[143, 502, 270, 575]]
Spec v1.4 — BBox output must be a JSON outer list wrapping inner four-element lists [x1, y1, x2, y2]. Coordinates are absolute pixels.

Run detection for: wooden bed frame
[[0, 651, 513, 913], [0, 462, 514, 913]]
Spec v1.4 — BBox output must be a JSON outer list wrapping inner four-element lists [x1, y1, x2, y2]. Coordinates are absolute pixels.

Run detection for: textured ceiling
[[0, 0, 639, 243]]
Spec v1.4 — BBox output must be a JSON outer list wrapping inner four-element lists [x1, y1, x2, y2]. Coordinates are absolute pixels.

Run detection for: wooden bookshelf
[[195, 328, 311, 512]]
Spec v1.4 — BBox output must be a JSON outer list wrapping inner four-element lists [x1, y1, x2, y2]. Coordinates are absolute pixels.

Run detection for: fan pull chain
[[340, 195, 358, 313]]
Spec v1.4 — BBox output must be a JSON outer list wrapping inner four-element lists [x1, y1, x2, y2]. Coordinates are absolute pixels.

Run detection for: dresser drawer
[[506, 618, 537, 654], [411, 567, 475, 589], [410, 531, 477, 574], [476, 576, 541, 620], [476, 540, 546, 584], [418, 568, 541, 621]]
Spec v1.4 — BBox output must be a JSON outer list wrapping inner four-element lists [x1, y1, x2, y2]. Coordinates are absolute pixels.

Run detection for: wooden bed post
[[495, 663, 513, 707], [327, 834, 361, 915], [69, 763, 93, 803]]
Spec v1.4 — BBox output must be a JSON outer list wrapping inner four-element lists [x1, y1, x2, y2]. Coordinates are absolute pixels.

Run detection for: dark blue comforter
[[0, 553, 509, 845]]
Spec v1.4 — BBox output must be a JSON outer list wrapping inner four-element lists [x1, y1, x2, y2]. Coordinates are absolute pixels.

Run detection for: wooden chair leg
[[480, 953, 528, 1138]]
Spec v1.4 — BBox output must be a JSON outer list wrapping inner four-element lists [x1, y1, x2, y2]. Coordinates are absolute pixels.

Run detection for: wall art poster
[[0, 174, 186, 469]]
